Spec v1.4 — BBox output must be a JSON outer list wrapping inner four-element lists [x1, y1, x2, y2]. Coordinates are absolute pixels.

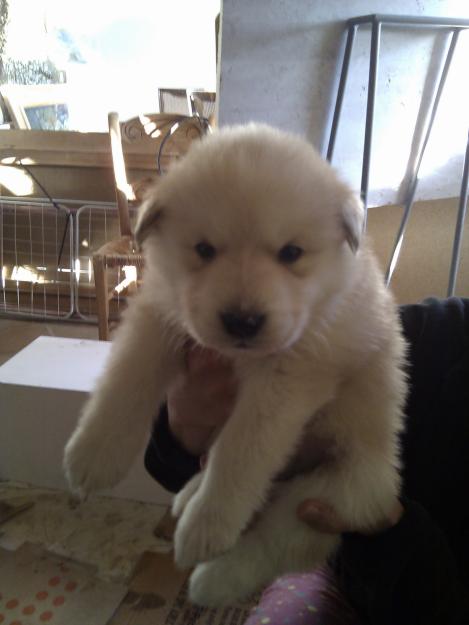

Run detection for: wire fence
[[74, 203, 138, 321], [0, 196, 132, 322]]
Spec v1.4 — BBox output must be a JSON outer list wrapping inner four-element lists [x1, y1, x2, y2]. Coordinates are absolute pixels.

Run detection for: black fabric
[[336, 498, 468, 624], [334, 297, 469, 624], [144, 297, 469, 623], [399, 297, 469, 580], [144, 404, 201, 493]]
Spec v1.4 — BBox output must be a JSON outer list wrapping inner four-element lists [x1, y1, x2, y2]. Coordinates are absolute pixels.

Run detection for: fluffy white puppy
[[64, 124, 407, 607]]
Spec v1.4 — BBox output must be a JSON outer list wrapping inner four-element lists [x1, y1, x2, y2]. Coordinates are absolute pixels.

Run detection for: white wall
[[218, 0, 469, 206]]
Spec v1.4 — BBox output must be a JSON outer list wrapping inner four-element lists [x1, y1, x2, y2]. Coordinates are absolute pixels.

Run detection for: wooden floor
[[1, 287, 128, 321]]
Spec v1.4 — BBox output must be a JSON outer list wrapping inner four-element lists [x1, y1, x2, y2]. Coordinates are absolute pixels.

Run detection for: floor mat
[[110, 551, 257, 625], [0, 543, 127, 625]]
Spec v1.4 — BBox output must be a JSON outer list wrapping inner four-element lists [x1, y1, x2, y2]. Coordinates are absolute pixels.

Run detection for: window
[[0, 0, 219, 131]]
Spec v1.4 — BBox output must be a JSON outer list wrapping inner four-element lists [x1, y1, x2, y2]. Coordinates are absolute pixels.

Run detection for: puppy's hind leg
[[64, 291, 183, 495], [188, 476, 340, 607], [189, 436, 401, 609]]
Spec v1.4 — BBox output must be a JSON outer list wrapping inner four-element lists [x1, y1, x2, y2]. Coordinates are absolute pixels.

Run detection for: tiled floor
[[0, 317, 99, 366], [0, 482, 171, 582]]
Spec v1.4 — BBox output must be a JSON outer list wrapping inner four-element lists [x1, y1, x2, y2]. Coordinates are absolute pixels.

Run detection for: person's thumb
[[296, 500, 345, 534]]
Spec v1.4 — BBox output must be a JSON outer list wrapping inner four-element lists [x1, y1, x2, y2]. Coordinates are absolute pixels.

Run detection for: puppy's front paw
[[172, 473, 203, 518], [174, 493, 240, 569], [63, 426, 134, 496]]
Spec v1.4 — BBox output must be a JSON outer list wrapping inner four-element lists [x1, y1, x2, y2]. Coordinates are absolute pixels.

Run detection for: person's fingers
[[296, 500, 346, 534], [204, 373, 239, 399], [297, 498, 405, 535], [186, 344, 226, 371], [366, 500, 404, 533]]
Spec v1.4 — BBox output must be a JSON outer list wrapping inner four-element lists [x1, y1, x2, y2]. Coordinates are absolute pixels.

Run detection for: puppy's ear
[[134, 197, 164, 248], [341, 194, 365, 253]]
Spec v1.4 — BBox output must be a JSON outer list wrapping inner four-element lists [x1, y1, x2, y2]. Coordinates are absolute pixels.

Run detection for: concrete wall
[[218, 1, 468, 302], [219, 0, 469, 207]]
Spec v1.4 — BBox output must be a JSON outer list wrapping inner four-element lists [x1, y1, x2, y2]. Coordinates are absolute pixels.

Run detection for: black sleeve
[[335, 498, 469, 625], [334, 298, 469, 624], [144, 405, 201, 493]]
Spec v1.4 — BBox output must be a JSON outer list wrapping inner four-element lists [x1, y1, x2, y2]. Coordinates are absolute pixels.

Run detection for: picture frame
[[158, 88, 216, 120]]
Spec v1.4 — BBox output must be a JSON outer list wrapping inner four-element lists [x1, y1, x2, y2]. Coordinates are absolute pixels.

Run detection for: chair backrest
[[108, 111, 211, 236], [108, 111, 133, 237]]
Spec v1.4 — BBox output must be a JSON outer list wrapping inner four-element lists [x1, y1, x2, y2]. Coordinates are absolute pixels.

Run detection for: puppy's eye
[[195, 241, 216, 261], [278, 244, 303, 264]]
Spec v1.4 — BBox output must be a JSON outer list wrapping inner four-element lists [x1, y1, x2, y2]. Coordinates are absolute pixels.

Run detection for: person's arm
[[144, 405, 201, 493], [338, 499, 468, 625], [299, 498, 468, 625], [144, 345, 237, 492]]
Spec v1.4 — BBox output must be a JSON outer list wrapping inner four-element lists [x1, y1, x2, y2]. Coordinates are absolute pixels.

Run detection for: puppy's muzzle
[[220, 309, 266, 340]]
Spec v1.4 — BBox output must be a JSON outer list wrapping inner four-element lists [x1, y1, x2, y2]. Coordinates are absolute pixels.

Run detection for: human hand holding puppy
[[168, 346, 403, 535], [168, 345, 237, 457]]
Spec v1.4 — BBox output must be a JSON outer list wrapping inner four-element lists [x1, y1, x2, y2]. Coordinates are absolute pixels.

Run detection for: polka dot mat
[[0, 544, 127, 625]]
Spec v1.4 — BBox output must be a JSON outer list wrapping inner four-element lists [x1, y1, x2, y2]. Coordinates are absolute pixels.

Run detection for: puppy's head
[[136, 124, 364, 356]]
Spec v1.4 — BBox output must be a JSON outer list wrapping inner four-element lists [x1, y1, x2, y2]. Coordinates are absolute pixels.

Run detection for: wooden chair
[[93, 111, 209, 340]]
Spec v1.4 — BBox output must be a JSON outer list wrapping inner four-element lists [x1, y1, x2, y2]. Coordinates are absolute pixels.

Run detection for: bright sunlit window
[[0, 0, 219, 131]]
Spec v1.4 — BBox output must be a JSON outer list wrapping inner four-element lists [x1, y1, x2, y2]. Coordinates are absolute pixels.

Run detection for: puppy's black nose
[[220, 310, 266, 339]]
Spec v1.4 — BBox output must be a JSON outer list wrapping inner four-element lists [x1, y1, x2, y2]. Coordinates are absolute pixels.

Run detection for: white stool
[[0, 336, 171, 505]]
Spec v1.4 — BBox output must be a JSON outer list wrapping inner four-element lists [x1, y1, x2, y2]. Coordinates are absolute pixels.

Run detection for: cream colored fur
[[64, 124, 407, 607]]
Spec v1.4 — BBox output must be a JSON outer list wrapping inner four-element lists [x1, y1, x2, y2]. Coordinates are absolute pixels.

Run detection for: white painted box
[[0, 336, 171, 505]]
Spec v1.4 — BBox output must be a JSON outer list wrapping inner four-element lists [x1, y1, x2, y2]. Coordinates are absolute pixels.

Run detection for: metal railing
[[327, 14, 469, 295]]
